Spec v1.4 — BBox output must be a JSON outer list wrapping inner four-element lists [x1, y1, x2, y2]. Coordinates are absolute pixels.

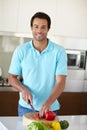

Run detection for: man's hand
[[39, 100, 51, 118], [8, 74, 33, 105], [22, 87, 33, 105]]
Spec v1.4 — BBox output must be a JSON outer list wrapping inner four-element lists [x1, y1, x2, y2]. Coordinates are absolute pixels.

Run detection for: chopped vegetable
[[51, 121, 61, 130], [45, 111, 56, 120], [33, 113, 40, 120], [59, 120, 69, 129], [27, 122, 44, 130], [27, 121, 53, 130]]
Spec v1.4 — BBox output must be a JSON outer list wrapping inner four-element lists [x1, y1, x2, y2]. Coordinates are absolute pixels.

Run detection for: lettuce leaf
[[27, 121, 53, 130]]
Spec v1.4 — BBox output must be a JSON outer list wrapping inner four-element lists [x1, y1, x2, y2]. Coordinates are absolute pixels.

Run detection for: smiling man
[[8, 12, 67, 117]]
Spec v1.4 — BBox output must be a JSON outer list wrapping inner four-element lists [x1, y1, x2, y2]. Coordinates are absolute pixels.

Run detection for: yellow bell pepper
[[51, 121, 61, 130]]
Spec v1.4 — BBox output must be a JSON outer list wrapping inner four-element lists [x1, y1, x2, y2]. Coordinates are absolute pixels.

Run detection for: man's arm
[[8, 74, 33, 104], [8, 74, 24, 91], [46, 75, 66, 104], [39, 75, 66, 117]]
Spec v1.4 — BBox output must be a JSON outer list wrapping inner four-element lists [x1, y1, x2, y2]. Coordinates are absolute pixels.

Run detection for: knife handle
[[28, 99, 32, 106], [28, 99, 35, 113]]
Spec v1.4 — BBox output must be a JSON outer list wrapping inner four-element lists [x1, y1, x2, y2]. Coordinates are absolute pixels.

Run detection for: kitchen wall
[[0, 35, 19, 78], [0, 35, 32, 78], [0, 52, 12, 78], [50, 35, 87, 50]]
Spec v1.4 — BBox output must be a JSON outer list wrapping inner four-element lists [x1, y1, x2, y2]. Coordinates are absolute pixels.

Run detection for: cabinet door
[[17, 0, 56, 36], [0, 92, 19, 116], [55, 0, 87, 38], [0, 0, 19, 32], [58, 92, 81, 115], [81, 93, 87, 114]]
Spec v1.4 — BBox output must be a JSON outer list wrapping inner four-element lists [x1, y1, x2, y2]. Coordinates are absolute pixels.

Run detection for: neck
[[33, 39, 48, 53]]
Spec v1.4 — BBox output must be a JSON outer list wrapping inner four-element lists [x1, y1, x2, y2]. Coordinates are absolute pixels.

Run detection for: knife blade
[[28, 99, 35, 113]]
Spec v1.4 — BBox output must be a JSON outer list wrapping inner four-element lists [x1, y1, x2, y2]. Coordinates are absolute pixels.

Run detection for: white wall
[[50, 35, 87, 50]]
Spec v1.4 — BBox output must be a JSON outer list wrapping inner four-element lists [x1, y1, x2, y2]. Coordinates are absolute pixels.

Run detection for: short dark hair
[[30, 12, 51, 29]]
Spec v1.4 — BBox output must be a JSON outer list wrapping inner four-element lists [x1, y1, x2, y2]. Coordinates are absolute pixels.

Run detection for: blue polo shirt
[[8, 40, 67, 111]]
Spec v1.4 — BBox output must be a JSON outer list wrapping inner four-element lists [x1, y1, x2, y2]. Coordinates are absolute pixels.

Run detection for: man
[[8, 12, 67, 117]]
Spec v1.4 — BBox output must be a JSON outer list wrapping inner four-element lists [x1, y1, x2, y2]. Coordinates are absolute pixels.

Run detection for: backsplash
[[0, 35, 32, 79], [0, 52, 12, 78]]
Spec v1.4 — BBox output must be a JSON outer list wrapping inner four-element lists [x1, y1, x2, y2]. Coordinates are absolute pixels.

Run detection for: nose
[[37, 27, 43, 33]]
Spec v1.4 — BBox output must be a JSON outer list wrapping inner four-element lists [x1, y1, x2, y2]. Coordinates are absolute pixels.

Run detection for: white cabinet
[[64, 70, 85, 92], [55, 0, 87, 38], [0, 0, 56, 35], [0, 0, 19, 32], [83, 80, 87, 92], [17, 0, 57, 35], [0, 0, 87, 38]]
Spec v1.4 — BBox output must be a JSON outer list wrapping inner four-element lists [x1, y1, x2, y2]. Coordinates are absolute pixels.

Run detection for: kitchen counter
[[0, 115, 87, 130], [0, 86, 18, 92]]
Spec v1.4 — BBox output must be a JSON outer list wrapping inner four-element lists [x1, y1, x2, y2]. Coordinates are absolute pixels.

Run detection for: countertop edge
[[0, 87, 18, 92]]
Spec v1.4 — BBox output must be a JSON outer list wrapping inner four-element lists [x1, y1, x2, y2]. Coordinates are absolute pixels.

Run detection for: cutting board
[[23, 112, 58, 126]]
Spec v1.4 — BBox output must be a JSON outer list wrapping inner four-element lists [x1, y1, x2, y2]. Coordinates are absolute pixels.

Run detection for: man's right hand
[[22, 87, 33, 105], [8, 74, 33, 105]]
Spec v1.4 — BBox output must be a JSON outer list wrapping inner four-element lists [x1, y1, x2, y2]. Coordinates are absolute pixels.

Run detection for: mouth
[[35, 33, 44, 40], [36, 33, 43, 37]]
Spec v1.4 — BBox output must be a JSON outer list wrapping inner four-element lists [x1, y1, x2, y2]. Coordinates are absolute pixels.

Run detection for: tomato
[[33, 113, 40, 120], [45, 111, 56, 120]]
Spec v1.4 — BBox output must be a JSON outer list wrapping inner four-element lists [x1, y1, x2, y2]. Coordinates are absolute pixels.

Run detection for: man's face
[[31, 18, 49, 42]]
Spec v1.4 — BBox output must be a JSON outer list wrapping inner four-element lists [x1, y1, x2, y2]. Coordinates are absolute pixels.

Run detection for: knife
[[28, 99, 35, 113]]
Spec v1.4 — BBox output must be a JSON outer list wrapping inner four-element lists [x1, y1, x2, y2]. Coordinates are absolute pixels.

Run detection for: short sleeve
[[8, 46, 22, 75], [55, 47, 67, 76]]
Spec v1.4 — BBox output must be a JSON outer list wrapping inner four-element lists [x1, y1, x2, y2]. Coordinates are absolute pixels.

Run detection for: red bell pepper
[[45, 111, 56, 120]]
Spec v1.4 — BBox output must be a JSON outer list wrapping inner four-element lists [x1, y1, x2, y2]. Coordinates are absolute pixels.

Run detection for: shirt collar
[[29, 39, 53, 53]]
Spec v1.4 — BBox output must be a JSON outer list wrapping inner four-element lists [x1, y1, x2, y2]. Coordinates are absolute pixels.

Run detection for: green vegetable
[[59, 120, 69, 129], [27, 121, 53, 130], [27, 121, 43, 130]]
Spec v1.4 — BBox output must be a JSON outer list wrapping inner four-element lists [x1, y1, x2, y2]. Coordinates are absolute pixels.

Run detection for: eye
[[33, 25, 38, 29], [35, 26, 38, 28], [42, 26, 46, 29]]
